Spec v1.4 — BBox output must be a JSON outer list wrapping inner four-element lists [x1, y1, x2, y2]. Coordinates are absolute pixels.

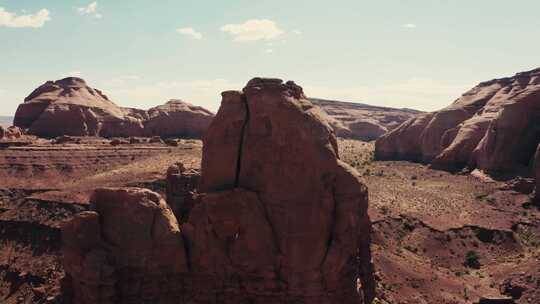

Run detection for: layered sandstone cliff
[[376, 68, 540, 175]]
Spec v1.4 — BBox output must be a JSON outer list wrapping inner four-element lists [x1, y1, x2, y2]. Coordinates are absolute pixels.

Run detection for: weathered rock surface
[[62, 188, 188, 304], [62, 78, 375, 303], [144, 100, 214, 138], [0, 126, 24, 140], [165, 162, 200, 222], [14, 78, 214, 138], [376, 68, 540, 175], [311, 98, 422, 141]]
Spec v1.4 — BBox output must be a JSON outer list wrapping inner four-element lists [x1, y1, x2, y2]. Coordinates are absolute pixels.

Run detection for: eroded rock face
[[199, 78, 375, 303], [312, 98, 422, 141], [166, 162, 200, 222], [14, 78, 214, 138], [61, 188, 188, 304], [62, 78, 375, 303], [376, 68, 540, 175], [144, 100, 214, 138], [0, 126, 24, 140]]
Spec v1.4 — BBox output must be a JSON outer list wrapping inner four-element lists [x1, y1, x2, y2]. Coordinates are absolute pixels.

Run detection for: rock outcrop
[[311, 98, 422, 141], [0, 126, 23, 140], [376, 68, 540, 175], [165, 162, 200, 222], [62, 188, 188, 303], [14, 78, 214, 138], [62, 78, 375, 303], [144, 100, 214, 138]]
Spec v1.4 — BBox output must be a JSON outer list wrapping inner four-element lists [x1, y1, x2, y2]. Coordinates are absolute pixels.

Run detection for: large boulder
[[311, 98, 422, 141], [14, 78, 214, 138], [376, 68, 540, 175], [62, 78, 375, 303], [61, 188, 188, 303]]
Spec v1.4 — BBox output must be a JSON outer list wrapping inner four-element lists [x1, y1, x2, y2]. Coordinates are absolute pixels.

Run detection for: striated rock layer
[[376, 68, 540, 175], [62, 78, 375, 303], [14, 77, 214, 138]]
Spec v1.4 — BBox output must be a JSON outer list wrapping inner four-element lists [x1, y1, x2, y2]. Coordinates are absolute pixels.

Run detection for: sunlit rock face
[[62, 78, 375, 304], [14, 77, 214, 138], [376, 68, 540, 176]]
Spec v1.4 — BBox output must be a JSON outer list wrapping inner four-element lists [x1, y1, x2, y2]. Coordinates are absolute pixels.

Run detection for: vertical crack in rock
[[62, 78, 375, 304], [234, 94, 250, 187]]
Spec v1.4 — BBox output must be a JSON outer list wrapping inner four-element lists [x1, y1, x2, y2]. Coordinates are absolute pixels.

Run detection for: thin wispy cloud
[[221, 19, 284, 42], [0, 7, 50, 28], [292, 29, 302, 35], [177, 27, 203, 40], [402, 23, 417, 29], [77, 2, 102, 19]]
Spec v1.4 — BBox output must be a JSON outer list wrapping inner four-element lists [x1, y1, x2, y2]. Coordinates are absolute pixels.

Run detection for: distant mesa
[[13, 77, 214, 138], [312, 98, 422, 141], [375, 67, 540, 177]]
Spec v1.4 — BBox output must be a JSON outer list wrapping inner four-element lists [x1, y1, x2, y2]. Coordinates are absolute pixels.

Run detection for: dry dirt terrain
[[0, 138, 538, 303]]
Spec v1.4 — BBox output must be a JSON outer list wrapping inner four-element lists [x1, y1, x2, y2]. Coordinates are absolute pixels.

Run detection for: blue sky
[[1, 0, 539, 116]]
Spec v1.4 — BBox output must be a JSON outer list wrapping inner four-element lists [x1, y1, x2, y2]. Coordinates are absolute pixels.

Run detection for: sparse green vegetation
[[464, 250, 481, 269]]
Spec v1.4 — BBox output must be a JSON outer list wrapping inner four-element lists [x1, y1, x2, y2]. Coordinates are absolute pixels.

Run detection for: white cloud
[[77, 2, 102, 19], [61, 71, 82, 78], [292, 29, 302, 35], [304, 78, 470, 112], [176, 27, 203, 40], [221, 19, 284, 42], [103, 79, 241, 112], [0, 7, 50, 28], [402, 23, 417, 29], [264, 49, 273, 54]]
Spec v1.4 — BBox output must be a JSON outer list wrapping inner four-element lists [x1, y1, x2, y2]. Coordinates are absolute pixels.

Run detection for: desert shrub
[[464, 250, 481, 269]]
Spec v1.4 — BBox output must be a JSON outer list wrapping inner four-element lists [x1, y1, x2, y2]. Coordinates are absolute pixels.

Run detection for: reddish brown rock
[[14, 78, 214, 139], [61, 188, 188, 304], [0, 126, 24, 140], [165, 162, 200, 222], [199, 78, 375, 303], [144, 100, 214, 138], [376, 68, 540, 175], [62, 78, 375, 303], [312, 98, 422, 141]]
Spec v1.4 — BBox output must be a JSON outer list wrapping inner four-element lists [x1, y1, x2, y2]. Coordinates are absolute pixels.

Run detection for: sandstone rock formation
[[376, 68, 540, 175], [62, 78, 375, 303], [166, 162, 200, 222], [311, 98, 422, 141], [14, 77, 214, 138], [62, 188, 188, 303], [144, 100, 214, 138], [0, 126, 23, 140]]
